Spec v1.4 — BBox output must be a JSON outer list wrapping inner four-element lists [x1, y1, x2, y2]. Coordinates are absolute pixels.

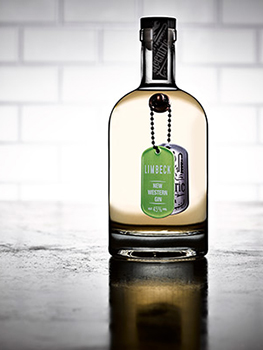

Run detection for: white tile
[[0, 28, 18, 61], [64, 0, 136, 22], [24, 28, 97, 62], [60, 143, 108, 204], [0, 145, 58, 182], [209, 106, 257, 144], [21, 105, 99, 143], [0, 0, 56, 22], [62, 65, 139, 103], [0, 106, 18, 141], [221, 68, 263, 104], [223, 0, 263, 24], [60, 145, 107, 202], [60, 145, 107, 183], [181, 29, 255, 64], [103, 30, 139, 62], [217, 145, 263, 184], [0, 184, 18, 200], [177, 66, 218, 103], [0, 67, 58, 102], [143, 0, 215, 23]]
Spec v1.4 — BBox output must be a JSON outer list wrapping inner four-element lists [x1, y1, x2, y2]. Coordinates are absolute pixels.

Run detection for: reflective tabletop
[[0, 202, 262, 349]]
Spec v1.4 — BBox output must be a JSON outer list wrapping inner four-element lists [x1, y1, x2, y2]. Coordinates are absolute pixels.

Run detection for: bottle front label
[[152, 21, 168, 80], [141, 144, 189, 219], [141, 147, 175, 218]]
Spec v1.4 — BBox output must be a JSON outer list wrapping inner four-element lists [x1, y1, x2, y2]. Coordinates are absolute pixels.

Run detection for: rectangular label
[[141, 147, 174, 218], [152, 21, 168, 80]]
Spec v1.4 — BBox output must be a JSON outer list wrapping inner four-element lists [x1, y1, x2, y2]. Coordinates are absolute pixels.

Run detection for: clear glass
[[109, 20, 208, 261]]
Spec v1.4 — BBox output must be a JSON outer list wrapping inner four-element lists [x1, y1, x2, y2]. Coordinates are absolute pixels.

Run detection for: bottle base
[[114, 247, 198, 262], [109, 220, 208, 262]]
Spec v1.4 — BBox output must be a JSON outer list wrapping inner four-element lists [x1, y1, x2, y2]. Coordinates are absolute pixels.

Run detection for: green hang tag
[[141, 146, 175, 218]]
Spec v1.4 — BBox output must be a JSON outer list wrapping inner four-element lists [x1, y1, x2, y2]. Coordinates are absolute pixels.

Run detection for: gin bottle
[[109, 17, 208, 261]]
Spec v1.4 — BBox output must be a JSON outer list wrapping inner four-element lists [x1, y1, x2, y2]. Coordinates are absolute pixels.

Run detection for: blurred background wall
[[0, 0, 262, 204]]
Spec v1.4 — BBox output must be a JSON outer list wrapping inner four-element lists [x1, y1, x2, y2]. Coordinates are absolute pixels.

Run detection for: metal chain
[[150, 105, 172, 153]]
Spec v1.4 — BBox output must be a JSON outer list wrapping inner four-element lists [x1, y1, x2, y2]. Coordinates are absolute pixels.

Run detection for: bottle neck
[[139, 27, 177, 89]]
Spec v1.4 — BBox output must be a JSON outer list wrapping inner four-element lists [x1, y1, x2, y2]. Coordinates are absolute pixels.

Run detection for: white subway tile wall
[[24, 28, 97, 62], [64, 0, 137, 23], [222, 0, 263, 24], [0, 67, 58, 101], [0, 106, 18, 141], [180, 29, 256, 64], [0, 28, 18, 61], [142, 0, 215, 24], [0, 0, 56, 22], [0, 0, 262, 202], [0, 145, 58, 182], [103, 30, 139, 62], [221, 68, 263, 104]]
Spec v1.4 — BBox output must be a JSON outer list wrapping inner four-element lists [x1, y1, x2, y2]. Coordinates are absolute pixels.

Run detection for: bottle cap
[[140, 17, 177, 42], [140, 17, 176, 30]]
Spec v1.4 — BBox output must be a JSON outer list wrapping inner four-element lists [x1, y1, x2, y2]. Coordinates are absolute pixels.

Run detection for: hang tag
[[141, 146, 175, 218], [161, 143, 189, 215]]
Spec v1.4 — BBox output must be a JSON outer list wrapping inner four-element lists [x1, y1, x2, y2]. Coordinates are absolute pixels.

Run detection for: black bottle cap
[[140, 17, 176, 30]]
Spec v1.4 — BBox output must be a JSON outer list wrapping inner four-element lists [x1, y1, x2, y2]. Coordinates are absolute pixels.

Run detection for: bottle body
[[109, 88, 208, 261]]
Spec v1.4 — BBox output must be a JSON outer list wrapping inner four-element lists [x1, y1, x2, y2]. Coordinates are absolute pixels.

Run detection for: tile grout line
[[58, 0, 64, 25], [255, 28, 261, 64], [18, 26, 24, 62], [17, 105, 22, 143], [97, 29, 104, 64], [215, 0, 222, 26], [256, 106, 261, 144], [57, 66, 63, 103], [136, 0, 144, 19]]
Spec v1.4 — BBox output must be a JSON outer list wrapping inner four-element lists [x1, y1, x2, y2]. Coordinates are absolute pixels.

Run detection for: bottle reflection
[[109, 258, 208, 350]]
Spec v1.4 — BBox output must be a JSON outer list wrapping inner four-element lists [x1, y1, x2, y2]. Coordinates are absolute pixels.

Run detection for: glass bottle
[[108, 17, 208, 261]]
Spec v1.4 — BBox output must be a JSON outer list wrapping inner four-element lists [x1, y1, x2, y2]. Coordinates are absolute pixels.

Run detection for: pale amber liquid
[[109, 89, 207, 230]]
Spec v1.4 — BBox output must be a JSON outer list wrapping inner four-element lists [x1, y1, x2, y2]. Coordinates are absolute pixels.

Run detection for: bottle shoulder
[[110, 88, 207, 121]]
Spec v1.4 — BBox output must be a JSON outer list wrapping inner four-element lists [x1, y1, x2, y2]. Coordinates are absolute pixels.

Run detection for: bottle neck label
[[152, 21, 168, 80]]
